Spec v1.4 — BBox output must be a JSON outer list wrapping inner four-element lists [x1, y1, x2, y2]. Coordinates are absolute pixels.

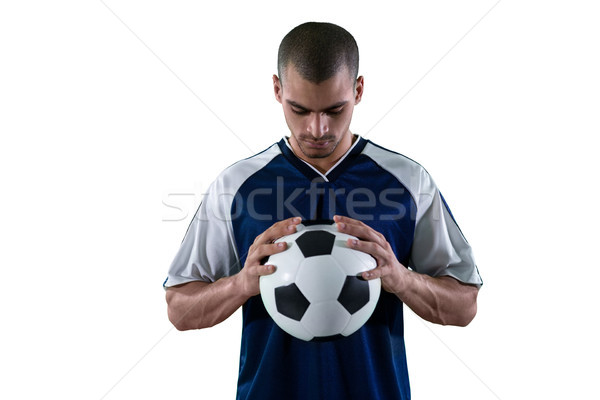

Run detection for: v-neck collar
[[277, 135, 367, 182]]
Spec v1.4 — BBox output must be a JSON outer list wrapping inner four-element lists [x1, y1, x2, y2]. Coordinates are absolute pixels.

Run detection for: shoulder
[[210, 141, 283, 193], [361, 139, 435, 198], [362, 140, 427, 174]]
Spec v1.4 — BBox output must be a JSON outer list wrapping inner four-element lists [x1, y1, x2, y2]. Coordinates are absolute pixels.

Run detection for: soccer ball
[[260, 223, 381, 341]]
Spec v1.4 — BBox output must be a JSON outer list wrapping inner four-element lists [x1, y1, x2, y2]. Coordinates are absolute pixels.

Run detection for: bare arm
[[166, 278, 247, 331], [382, 272, 478, 326], [334, 215, 479, 327], [166, 217, 302, 331]]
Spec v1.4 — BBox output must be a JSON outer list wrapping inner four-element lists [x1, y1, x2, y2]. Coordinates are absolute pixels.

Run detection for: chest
[[231, 155, 417, 265]]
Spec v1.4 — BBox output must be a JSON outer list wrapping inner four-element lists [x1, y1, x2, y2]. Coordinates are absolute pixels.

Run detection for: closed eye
[[291, 108, 309, 115]]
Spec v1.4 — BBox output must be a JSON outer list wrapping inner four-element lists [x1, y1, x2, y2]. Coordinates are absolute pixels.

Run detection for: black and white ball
[[260, 223, 381, 341]]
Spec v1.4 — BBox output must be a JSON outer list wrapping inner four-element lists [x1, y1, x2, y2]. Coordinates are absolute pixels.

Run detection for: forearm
[[393, 272, 478, 326], [166, 275, 250, 331]]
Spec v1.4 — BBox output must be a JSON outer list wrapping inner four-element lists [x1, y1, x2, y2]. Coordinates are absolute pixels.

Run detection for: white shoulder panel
[[362, 142, 482, 287], [361, 142, 433, 223], [164, 143, 282, 287]]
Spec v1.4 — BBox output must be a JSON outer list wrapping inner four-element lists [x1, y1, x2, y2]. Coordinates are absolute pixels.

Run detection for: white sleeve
[[163, 178, 241, 289], [409, 170, 483, 287]]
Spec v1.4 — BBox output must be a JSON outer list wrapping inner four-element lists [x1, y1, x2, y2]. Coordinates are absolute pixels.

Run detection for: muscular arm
[[384, 272, 478, 326], [334, 215, 479, 327], [166, 277, 248, 331], [165, 217, 301, 331]]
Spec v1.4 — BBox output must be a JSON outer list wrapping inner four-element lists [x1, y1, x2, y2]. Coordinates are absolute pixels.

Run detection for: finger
[[334, 215, 370, 233], [347, 238, 387, 261], [361, 265, 389, 280], [336, 217, 385, 245], [247, 241, 288, 266], [257, 217, 302, 244], [333, 214, 364, 228], [256, 263, 277, 276]]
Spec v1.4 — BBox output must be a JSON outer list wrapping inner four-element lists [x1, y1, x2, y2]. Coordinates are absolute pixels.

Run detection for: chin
[[298, 142, 338, 159]]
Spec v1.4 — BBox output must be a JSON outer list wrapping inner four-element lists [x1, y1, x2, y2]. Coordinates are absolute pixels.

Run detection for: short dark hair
[[277, 22, 359, 84]]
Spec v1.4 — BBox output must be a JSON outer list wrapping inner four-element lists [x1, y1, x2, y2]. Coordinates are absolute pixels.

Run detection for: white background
[[1, 1, 598, 399]]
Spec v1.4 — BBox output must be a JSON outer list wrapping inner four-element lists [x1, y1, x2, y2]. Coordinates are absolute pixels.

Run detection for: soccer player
[[165, 22, 482, 400]]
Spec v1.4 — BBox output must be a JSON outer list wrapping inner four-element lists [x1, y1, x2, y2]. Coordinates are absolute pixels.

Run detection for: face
[[273, 65, 364, 171]]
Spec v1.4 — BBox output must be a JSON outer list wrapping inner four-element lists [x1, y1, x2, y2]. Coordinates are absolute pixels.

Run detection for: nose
[[307, 113, 329, 138]]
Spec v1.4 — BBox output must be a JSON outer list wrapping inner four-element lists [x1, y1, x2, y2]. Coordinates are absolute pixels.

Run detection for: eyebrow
[[286, 100, 348, 112]]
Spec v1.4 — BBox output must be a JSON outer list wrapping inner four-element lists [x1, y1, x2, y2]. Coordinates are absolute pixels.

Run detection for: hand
[[333, 215, 408, 294], [237, 217, 302, 297]]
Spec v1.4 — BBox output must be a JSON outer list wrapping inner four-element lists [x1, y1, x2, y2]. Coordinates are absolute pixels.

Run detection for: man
[[164, 22, 482, 400]]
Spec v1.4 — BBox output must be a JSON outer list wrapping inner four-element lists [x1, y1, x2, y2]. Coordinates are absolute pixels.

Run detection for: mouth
[[300, 137, 335, 149], [304, 140, 330, 149]]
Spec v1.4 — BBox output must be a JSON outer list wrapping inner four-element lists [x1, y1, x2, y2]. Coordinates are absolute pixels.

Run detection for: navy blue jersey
[[165, 136, 482, 400]]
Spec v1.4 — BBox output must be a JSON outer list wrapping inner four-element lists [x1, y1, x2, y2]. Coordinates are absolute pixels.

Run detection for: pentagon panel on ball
[[259, 222, 381, 341]]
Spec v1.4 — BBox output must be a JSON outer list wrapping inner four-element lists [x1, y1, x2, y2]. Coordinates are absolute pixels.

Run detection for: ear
[[273, 74, 283, 104], [354, 76, 364, 105]]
